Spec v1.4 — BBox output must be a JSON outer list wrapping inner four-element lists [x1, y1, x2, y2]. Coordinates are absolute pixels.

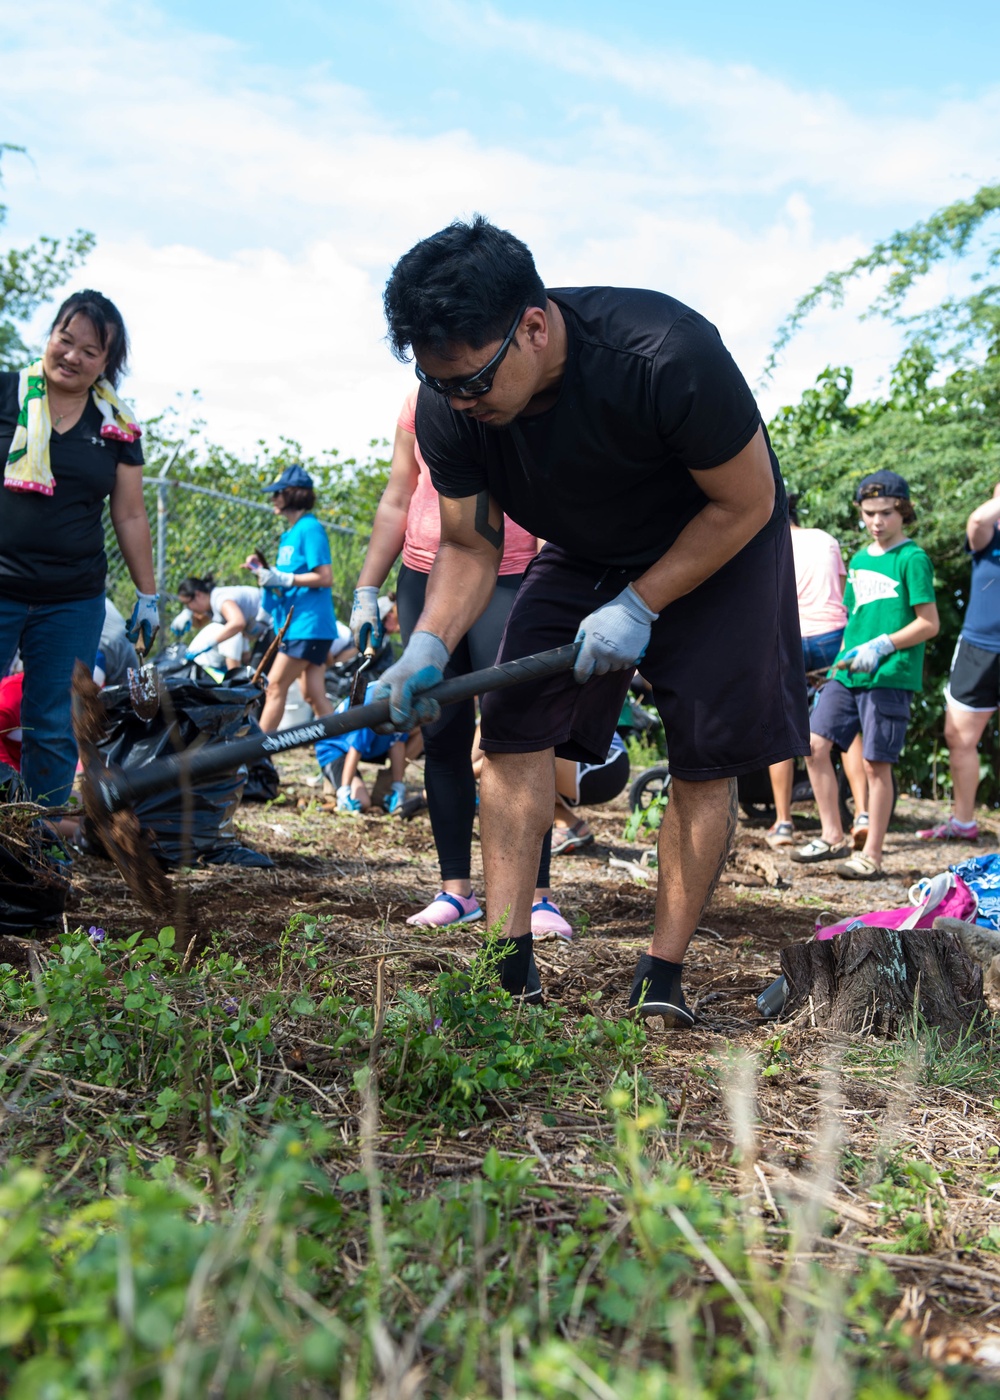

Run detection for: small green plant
[[761, 1033, 791, 1079], [869, 1156, 951, 1253], [624, 787, 668, 842], [625, 731, 665, 768]]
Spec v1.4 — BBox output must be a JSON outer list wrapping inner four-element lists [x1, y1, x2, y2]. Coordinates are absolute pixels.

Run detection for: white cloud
[[423, 1, 1000, 205], [57, 238, 415, 460], [4, 0, 998, 461]]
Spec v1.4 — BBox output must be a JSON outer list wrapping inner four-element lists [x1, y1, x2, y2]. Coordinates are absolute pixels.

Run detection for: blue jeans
[[0, 593, 106, 806], [802, 628, 844, 672]]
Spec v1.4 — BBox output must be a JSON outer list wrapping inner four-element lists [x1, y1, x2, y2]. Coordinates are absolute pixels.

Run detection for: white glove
[[126, 592, 160, 651], [252, 563, 295, 589], [838, 634, 896, 674], [574, 585, 658, 683], [369, 631, 449, 728], [350, 586, 384, 651], [169, 608, 192, 636]]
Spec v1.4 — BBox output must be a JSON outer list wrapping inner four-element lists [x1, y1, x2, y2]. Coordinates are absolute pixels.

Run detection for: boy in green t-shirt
[[791, 471, 939, 879]]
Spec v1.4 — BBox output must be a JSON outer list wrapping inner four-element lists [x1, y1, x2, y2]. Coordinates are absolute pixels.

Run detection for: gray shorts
[[810, 678, 912, 765]]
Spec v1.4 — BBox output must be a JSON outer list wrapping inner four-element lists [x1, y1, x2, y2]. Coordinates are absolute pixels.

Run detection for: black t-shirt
[[0, 371, 144, 602], [414, 286, 784, 569]]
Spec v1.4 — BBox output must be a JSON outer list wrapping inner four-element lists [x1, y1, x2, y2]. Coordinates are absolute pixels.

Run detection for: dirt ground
[[9, 752, 1000, 1369], [53, 750, 999, 1020]]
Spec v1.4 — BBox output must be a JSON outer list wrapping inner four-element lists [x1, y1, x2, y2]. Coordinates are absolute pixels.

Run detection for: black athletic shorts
[[479, 529, 810, 782], [946, 636, 1000, 712]]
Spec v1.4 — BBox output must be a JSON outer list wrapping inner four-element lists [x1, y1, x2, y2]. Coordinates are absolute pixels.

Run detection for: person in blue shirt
[[918, 482, 1000, 843], [316, 686, 417, 814], [245, 464, 337, 732]]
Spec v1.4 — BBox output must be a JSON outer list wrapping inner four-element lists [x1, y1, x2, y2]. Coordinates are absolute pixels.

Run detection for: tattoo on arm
[[474, 491, 504, 551], [699, 778, 739, 921]]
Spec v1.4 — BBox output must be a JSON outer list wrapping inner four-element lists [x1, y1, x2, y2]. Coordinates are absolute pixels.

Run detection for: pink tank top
[[398, 390, 537, 576]]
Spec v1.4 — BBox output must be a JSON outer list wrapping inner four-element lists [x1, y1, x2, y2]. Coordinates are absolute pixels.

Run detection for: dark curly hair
[[49, 290, 131, 387], [383, 215, 546, 362]]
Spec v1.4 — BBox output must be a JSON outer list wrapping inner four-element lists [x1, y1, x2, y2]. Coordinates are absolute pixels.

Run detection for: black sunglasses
[[414, 304, 528, 398]]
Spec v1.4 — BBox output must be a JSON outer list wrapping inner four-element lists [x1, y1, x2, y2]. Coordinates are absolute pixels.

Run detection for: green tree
[[0, 143, 95, 369], [765, 181, 1000, 381], [767, 183, 1000, 802]]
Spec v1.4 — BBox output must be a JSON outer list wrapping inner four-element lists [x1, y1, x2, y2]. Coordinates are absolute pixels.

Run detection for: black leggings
[[396, 564, 551, 889]]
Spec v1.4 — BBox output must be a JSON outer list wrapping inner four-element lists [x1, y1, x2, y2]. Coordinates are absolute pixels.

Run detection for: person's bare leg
[[259, 652, 306, 732], [551, 789, 589, 836], [300, 661, 333, 719], [480, 749, 555, 938], [554, 757, 578, 805], [862, 760, 894, 866], [804, 734, 846, 845], [341, 746, 361, 788], [768, 759, 794, 826], [651, 776, 737, 962], [841, 733, 868, 819], [944, 705, 992, 822], [388, 741, 406, 782]]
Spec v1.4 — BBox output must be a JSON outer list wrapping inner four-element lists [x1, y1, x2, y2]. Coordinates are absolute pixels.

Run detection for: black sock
[[628, 954, 689, 1016], [631, 954, 683, 983], [497, 933, 542, 1002]]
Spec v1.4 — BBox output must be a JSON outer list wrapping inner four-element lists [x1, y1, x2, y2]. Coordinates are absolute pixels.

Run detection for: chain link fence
[[103, 462, 365, 630]]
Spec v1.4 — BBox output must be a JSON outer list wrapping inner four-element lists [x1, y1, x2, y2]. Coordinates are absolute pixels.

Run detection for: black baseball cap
[[855, 471, 910, 503], [262, 463, 313, 493]]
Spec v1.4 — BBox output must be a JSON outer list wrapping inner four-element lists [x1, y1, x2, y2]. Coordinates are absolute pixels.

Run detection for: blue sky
[[1, 0, 997, 458]]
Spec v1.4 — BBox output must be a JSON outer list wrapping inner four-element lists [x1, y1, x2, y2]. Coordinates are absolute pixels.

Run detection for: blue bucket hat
[[262, 463, 314, 494]]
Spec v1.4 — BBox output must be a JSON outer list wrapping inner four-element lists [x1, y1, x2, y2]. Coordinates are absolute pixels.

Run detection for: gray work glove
[[252, 563, 295, 590], [370, 631, 449, 728], [836, 633, 896, 674], [350, 585, 384, 651], [574, 585, 658, 683]]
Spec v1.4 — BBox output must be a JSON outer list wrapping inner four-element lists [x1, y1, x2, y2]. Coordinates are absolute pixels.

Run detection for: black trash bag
[[0, 763, 69, 936], [97, 678, 274, 869], [242, 757, 280, 804]]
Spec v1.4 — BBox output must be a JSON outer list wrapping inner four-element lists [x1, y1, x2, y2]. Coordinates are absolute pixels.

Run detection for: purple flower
[[222, 998, 239, 1016], [430, 1017, 443, 1032], [88, 926, 106, 944]]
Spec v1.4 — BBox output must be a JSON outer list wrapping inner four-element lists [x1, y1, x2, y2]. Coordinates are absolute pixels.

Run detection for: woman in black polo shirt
[[0, 289, 157, 812]]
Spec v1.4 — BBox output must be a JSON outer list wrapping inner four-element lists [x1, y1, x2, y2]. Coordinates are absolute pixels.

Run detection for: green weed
[[624, 787, 668, 842], [1, 924, 994, 1398]]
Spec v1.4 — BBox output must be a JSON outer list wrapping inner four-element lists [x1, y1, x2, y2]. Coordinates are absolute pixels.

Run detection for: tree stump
[[779, 926, 985, 1037]]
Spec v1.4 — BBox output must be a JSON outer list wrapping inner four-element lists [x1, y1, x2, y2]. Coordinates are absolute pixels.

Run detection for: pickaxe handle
[[87, 642, 581, 815]]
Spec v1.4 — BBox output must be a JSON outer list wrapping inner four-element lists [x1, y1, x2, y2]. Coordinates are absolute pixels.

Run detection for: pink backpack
[[816, 871, 978, 941]]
